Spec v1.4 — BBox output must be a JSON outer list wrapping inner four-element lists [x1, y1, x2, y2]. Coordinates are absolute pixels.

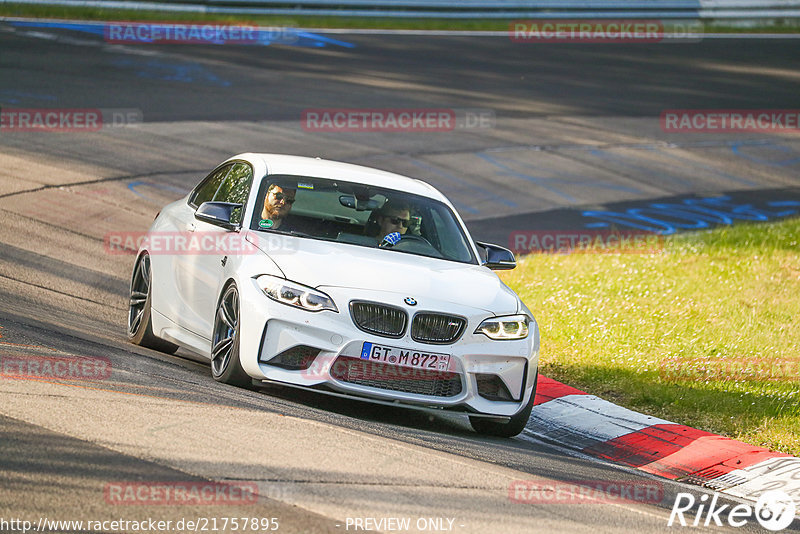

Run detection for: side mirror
[[476, 241, 516, 270], [195, 201, 242, 231]]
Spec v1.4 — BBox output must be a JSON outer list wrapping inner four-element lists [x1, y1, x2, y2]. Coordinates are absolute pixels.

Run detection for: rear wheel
[[469, 372, 538, 438], [211, 283, 252, 387], [128, 253, 179, 354]]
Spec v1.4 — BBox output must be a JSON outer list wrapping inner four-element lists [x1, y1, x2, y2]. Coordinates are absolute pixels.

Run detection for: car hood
[[245, 232, 520, 315]]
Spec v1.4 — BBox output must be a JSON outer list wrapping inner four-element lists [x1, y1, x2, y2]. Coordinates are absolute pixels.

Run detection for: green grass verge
[[1, 3, 799, 32], [500, 217, 800, 456]]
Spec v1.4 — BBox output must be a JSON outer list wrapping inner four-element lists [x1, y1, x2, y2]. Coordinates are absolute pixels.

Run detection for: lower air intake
[[264, 345, 320, 370], [330, 357, 462, 397]]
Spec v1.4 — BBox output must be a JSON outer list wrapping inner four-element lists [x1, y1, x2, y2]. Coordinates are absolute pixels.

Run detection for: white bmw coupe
[[129, 154, 539, 436]]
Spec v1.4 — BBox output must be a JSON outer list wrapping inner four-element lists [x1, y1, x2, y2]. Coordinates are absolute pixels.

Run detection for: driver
[[260, 184, 296, 230], [373, 200, 411, 244]]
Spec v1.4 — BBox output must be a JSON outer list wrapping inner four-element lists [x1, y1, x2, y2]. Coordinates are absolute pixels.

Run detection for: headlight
[[475, 314, 529, 340], [256, 275, 338, 313]]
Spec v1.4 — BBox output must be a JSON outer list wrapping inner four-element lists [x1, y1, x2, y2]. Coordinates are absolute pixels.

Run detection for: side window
[[189, 164, 232, 208], [212, 163, 253, 225]]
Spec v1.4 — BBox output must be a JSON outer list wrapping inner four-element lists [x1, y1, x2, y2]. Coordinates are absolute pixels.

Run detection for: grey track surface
[[0, 22, 798, 533]]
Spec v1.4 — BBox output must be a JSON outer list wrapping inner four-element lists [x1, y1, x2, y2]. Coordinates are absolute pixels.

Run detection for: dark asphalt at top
[[2, 30, 799, 121]]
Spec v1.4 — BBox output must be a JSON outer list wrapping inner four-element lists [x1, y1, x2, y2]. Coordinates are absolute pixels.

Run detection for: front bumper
[[237, 279, 539, 417]]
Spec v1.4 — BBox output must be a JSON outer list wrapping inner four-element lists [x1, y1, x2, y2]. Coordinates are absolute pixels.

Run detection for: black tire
[[210, 283, 252, 388], [469, 371, 538, 438], [128, 253, 179, 354]]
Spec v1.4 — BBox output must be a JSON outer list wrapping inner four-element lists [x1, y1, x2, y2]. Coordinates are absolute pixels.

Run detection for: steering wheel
[[391, 234, 443, 258], [395, 235, 431, 246]]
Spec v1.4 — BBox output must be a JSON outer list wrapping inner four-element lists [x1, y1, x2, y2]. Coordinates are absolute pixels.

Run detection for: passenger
[[371, 200, 411, 244]]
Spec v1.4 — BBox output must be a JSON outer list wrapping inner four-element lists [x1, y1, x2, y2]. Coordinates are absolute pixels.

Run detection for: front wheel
[[128, 253, 179, 354], [469, 372, 538, 438], [211, 283, 252, 387]]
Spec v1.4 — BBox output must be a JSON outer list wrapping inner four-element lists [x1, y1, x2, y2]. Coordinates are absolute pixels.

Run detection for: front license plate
[[360, 342, 451, 371]]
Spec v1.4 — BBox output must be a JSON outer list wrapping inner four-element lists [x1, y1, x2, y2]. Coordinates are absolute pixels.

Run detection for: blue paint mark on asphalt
[[0, 90, 57, 105], [9, 20, 106, 36], [731, 141, 800, 167], [8, 20, 355, 48], [581, 210, 680, 234], [112, 58, 230, 86], [766, 201, 800, 217], [581, 195, 798, 234], [293, 31, 356, 48], [476, 152, 576, 203]]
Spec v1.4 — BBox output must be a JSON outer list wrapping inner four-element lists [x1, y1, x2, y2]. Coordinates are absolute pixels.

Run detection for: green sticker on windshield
[[259, 219, 274, 229]]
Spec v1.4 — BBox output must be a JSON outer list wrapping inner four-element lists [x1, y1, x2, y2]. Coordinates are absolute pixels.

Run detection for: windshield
[[249, 175, 477, 264]]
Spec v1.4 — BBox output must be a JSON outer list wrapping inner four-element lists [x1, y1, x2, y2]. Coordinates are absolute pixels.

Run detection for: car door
[[182, 162, 254, 340], [165, 163, 233, 334]]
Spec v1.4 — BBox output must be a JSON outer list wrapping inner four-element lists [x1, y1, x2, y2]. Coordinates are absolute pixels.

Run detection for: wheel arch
[[216, 277, 239, 310]]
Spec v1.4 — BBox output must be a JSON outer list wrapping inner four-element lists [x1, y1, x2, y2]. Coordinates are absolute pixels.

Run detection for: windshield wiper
[[266, 229, 337, 243], [281, 230, 312, 238]]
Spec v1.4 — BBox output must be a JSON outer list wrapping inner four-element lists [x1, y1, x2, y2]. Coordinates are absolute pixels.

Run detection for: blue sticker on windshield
[[361, 342, 372, 360], [382, 232, 401, 246]]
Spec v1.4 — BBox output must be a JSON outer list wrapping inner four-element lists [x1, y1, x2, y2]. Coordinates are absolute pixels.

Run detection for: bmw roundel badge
[[404, 297, 417, 306]]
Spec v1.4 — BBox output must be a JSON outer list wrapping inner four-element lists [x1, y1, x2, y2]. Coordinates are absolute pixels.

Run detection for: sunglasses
[[387, 217, 410, 228], [272, 191, 295, 204]]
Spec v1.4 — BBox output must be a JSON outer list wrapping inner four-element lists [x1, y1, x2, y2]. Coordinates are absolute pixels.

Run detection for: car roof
[[228, 153, 447, 202]]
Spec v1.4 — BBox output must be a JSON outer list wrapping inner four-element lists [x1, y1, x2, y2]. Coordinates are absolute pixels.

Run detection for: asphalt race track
[[1, 21, 799, 533]]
